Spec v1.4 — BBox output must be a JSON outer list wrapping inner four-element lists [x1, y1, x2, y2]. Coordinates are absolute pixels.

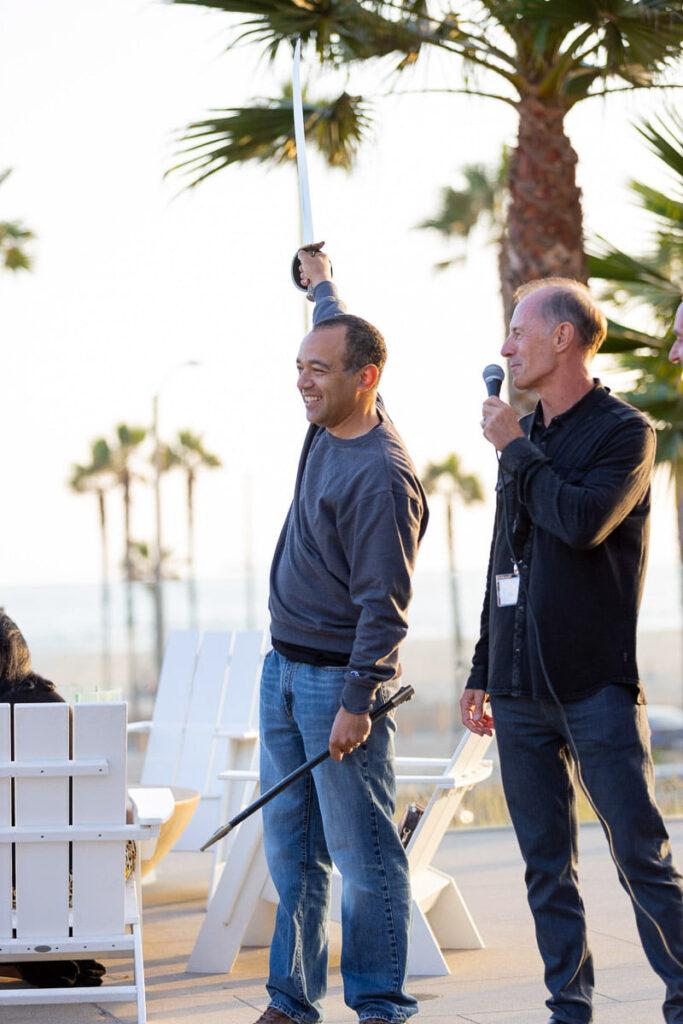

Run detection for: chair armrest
[[128, 786, 175, 826], [215, 726, 259, 740], [127, 720, 152, 735], [396, 775, 459, 788], [395, 756, 450, 769], [397, 761, 493, 789], [217, 769, 260, 782]]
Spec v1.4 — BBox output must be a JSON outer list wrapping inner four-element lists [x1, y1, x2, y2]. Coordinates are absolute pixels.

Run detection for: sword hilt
[[292, 241, 331, 302]]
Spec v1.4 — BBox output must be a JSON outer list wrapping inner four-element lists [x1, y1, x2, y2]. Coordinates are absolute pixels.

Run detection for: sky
[[1, 0, 681, 588]]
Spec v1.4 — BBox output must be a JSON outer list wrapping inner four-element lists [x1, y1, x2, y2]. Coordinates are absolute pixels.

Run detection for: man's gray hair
[[515, 278, 607, 356]]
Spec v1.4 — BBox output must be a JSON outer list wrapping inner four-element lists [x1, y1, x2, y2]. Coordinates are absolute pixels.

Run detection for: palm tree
[[416, 152, 546, 411], [170, 430, 222, 627], [128, 541, 178, 584], [588, 111, 683, 564], [420, 156, 508, 285], [109, 424, 148, 584], [422, 453, 484, 727], [69, 438, 116, 583], [168, 0, 682, 301], [109, 424, 147, 711], [69, 438, 116, 686], [0, 168, 34, 272], [587, 110, 683, 703]]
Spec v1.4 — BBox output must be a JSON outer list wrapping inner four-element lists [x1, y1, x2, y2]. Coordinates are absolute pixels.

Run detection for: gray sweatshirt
[[268, 281, 428, 713]]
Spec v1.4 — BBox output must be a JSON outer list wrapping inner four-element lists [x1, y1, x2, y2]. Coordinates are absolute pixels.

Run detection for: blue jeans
[[259, 649, 417, 1024], [492, 686, 683, 1024]]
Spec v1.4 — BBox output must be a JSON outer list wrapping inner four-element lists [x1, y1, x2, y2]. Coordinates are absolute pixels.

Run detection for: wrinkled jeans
[[492, 686, 683, 1024], [259, 649, 417, 1024]]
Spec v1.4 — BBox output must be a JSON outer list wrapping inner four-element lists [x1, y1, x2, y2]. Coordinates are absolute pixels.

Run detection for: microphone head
[[483, 363, 505, 397]]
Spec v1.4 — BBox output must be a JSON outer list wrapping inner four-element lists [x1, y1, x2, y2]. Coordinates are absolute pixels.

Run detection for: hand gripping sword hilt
[[291, 241, 332, 302]]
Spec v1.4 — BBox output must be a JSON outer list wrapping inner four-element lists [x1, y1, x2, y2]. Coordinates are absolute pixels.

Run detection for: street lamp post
[[152, 391, 163, 673], [152, 360, 200, 673]]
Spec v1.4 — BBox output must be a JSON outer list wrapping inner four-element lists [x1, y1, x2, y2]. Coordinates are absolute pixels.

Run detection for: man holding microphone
[[462, 277, 683, 1023]]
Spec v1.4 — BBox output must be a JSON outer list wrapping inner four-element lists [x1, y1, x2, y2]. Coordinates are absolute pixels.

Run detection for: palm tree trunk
[[244, 472, 257, 629], [187, 471, 198, 630], [446, 499, 463, 733], [497, 231, 536, 414], [504, 97, 586, 415], [506, 98, 587, 288], [98, 489, 112, 688], [676, 462, 683, 710], [122, 474, 138, 715]]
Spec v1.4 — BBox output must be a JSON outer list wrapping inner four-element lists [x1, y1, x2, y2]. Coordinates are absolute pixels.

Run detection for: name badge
[[496, 572, 519, 607]]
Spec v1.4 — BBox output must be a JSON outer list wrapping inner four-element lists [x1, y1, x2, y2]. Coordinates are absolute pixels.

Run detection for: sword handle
[[292, 241, 330, 302]]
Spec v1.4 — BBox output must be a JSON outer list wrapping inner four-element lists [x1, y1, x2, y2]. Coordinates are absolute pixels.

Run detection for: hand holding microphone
[[480, 364, 525, 451]]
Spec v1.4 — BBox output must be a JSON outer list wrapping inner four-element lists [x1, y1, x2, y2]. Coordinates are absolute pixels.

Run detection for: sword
[[200, 684, 415, 851], [290, 36, 326, 301]]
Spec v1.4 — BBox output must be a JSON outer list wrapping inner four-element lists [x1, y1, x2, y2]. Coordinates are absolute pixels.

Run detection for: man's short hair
[[313, 314, 387, 380], [514, 278, 607, 356]]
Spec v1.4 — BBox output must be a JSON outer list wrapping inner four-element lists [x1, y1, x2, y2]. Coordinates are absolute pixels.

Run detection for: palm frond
[[600, 317, 664, 354], [169, 89, 371, 187], [636, 109, 683, 179], [419, 153, 508, 273], [420, 164, 503, 236], [588, 243, 681, 324], [631, 183, 683, 228], [170, 0, 435, 64]]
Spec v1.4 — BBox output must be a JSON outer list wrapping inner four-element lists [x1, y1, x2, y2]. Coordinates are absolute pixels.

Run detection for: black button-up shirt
[[466, 382, 655, 703]]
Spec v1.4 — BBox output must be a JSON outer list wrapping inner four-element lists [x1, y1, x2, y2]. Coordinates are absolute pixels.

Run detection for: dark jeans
[[492, 686, 683, 1024]]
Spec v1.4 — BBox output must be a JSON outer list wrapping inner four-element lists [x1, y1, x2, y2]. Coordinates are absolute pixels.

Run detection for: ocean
[[2, 562, 680, 656]]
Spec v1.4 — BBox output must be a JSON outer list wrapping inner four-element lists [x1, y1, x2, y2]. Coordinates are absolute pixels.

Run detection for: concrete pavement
[[3, 819, 682, 1023]]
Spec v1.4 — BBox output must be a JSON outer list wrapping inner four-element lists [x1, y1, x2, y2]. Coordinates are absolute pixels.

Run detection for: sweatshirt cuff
[[313, 280, 339, 303], [341, 672, 377, 715]]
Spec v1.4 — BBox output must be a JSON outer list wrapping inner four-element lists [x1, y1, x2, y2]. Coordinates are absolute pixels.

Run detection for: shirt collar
[[532, 378, 605, 433]]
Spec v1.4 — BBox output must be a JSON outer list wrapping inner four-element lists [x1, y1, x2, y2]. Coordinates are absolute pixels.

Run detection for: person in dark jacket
[[461, 278, 683, 1024]]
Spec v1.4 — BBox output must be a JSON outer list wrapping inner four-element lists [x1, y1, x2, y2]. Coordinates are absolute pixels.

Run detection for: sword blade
[[292, 37, 314, 245]]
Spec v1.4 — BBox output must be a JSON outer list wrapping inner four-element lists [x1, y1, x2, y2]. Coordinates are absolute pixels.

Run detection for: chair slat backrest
[[13, 703, 71, 937], [205, 630, 264, 803], [141, 630, 200, 786], [407, 731, 492, 876], [135, 629, 264, 853], [174, 630, 234, 794], [72, 703, 128, 936], [0, 706, 11, 937], [219, 630, 263, 734]]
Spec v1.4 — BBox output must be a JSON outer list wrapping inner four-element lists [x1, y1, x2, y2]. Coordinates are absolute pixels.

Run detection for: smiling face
[[501, 291, 560, 392], [669, 303, 683, 365], [296, 324, 364, 434]]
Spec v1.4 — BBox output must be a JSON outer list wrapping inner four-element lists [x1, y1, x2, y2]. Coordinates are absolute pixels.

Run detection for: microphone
[[483, 363, 505, 397]]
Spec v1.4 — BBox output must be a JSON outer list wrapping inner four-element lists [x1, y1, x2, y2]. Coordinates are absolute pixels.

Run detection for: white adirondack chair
[[0, 701, 173, 1023], [128, 629, 264, 858], [187, 729, 493, 977]]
